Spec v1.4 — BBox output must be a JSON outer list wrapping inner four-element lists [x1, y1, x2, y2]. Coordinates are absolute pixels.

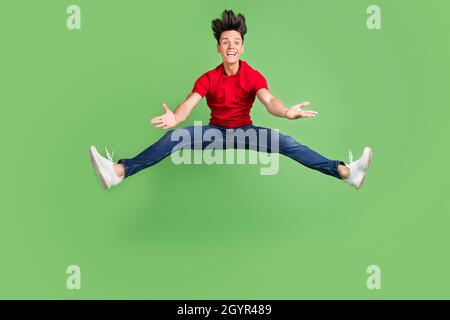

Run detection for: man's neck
[[223, 60, 241, 76]]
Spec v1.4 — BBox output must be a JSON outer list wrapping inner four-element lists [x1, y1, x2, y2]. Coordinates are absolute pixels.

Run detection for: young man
[[89, 10, 372, 190]]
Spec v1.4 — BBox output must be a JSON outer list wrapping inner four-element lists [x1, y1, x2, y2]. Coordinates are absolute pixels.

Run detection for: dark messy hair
[[211, 9, 247, 44]]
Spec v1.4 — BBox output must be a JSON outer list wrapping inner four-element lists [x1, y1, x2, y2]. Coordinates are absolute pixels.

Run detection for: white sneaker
[[89, 146, 123, 189], [343, 146, 373, 190]]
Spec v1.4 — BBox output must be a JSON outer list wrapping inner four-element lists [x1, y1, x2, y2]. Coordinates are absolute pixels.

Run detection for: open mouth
[[226, 52, 237, 57]]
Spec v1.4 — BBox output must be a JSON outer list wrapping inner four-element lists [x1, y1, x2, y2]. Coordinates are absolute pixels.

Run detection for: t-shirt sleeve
[[252, 70, 269, 94], [192, 73, 210, 97]]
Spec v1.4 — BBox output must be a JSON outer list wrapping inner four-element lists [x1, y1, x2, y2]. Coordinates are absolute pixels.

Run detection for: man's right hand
[[150, 103, 177, 130]]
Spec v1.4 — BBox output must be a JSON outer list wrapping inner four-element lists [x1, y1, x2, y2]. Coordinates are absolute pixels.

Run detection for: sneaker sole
[[89, 146, 110, 189], [356, 147, 373, 189]]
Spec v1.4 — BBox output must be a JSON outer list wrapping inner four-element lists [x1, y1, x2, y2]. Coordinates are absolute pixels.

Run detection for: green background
[[1, 0, 449, 299]]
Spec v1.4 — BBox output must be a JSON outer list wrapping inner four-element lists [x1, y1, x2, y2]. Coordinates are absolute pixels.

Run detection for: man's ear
[[216, 44, 220, 53]]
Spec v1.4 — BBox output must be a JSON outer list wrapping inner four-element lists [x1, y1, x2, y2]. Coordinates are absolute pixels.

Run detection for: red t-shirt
[[191, 60, 268, 128]]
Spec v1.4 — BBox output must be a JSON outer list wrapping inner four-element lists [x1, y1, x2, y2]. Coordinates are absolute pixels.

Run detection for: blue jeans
[[118, 124, 345, 179]]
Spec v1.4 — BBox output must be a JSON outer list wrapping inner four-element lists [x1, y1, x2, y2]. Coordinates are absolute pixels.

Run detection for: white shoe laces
[[348, 150, 353, 164], [105, 146, 115, 162]]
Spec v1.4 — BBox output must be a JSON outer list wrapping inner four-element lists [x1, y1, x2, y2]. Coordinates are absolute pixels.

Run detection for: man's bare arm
[[150, 92, 203, 129], [256, 88, 289, 118], [256, 88, 318, 120], [173, 92, 203, 124]]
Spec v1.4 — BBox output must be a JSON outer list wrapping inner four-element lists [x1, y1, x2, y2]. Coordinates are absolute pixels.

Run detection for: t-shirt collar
[[220, 59, 246, 77]]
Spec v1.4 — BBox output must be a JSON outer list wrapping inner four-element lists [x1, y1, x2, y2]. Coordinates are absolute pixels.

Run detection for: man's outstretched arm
[[150, 92, 203, 130], [256, 88, 318, 120]]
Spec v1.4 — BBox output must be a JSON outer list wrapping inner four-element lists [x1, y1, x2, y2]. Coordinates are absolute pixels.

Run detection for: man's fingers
[[299, 101, 310, 108], [150, 117, 163, 124], [298, 111, 317, 118], [294, 110, 317, 116], [155, 123, 166, 128], [162, 103, 170, 112], [301, 110, 318, 115]]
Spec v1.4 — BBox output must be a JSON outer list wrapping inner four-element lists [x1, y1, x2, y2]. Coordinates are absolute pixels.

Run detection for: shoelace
[[348, 150, 353, 164], [105, 146, 115, 162]]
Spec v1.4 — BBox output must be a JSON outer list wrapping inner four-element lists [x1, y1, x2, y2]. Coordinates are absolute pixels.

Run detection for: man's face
[[216, 30, 244, 64]]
